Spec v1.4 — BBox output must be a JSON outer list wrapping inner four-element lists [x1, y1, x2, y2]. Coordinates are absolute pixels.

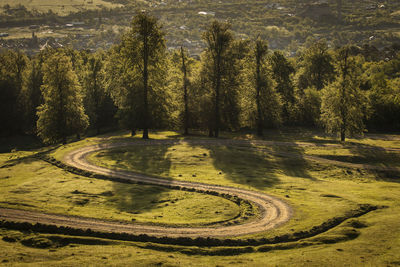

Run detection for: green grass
[[86, 139, 400, 241], [1, 130, 400, 265], [0, 0, 122, 15], [304, 146, 400, 168], [0, 151, 240, 226]]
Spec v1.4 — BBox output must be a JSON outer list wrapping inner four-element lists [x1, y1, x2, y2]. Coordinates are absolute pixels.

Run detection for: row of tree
[[1, 12, 399, 144]]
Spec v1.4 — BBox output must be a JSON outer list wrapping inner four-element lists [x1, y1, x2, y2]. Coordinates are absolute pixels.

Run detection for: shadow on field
[[345, 143, 400, 182], [102, 144, 174, 214], [195, 142, 280, 190], [0, 135, 43, 153], [269, 142, 314, 180], [109, 183, 171, 214], [98, 145, 173, 176]]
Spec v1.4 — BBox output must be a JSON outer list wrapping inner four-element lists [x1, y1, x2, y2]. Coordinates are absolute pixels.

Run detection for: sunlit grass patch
[[0, 0, 122, 15], [0, 153, 240, 226]]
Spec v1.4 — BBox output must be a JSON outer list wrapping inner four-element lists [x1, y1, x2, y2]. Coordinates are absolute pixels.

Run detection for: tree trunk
[[142, 21, 149, 140], [340, 129, 346, 142], [214, 53, 221, 138], [181, 47, 189, 135], [339, 48, 349, 143], [256, 43, 263, 137], [131, 129, 136, 136]]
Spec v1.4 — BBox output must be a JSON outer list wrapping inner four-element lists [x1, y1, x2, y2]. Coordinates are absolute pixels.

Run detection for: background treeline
[[1, 13, 399, 144]]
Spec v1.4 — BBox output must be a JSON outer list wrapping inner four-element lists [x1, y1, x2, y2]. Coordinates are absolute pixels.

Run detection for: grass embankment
[[1, 130, 400, 265]]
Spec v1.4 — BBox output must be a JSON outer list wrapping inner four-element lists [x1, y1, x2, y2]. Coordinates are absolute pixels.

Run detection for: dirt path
[[1, 138, 397, 239], [0, 140, 293, 238]]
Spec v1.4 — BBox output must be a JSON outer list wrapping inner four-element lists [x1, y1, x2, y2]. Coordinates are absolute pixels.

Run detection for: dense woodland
[[1, 12, 400, 145]]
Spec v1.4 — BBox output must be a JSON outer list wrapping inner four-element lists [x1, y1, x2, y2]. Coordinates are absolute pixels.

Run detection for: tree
[[0, 50, 27, 136], [244, 39, 281, 134], [134, 11, 166, 139], [270, 51, 295, 123], [321, 47, 368, 142], [108, 11, 167, 139], [82, 52, 116, 135], [365, 61, 400, 131], [202, 21, 233, 137], [180, 47, 190, 135], [168, 47, 196, 135], [21, 51, 46, 134], [254, 39, 269, 136], [36, 51, 89, 144], [297, 40, 335, 91]]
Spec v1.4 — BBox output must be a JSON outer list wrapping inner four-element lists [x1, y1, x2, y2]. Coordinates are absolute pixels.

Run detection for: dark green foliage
[[36, 50, 89, 144], [321, 46, 368, 141], [107, 12, 168, 137], [270, 51, 296, 124], [20, 51, 45, 134], [82, 52, 117, 135], [168, 48, 199, 133], [0, 23, 399, 140], [297, 40, 335, 91], [363, 55, 400, 132], [199, 21, 246, 136], [0, 50, 27, 136]]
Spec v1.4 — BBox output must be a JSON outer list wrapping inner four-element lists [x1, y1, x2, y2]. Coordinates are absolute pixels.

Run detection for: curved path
[[58, 139, 292, 237], [1, 138, 397, 239]]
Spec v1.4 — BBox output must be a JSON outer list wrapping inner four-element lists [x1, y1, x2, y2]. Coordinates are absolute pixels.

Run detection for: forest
[[1, 11, 400, 147]]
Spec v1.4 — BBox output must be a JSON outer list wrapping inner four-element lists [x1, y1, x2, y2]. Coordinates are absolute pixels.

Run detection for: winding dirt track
[[0, 138, 398, 238], [0, 139, 294, 238], [59, 139, 292, 237]]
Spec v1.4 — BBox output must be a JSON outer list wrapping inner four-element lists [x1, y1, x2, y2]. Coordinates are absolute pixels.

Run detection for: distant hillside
[[1, 0, 399, 54]]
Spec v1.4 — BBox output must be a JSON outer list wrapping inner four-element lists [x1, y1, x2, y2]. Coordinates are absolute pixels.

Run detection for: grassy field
[[0, 0, 121, 15], [0, 151, 240, 226], [1, 130, 400, 266]]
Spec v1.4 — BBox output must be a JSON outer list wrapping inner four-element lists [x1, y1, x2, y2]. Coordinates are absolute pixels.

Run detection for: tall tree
[[21, 51, 46, 134], [83, 52, 116, 135], [36, 51, 88, 144], [270, 51, 295, 123], [297, 40, 335, 91], [255, 39, 269, 136], [180, 47, 190, 135], [244, 39, 281, 133], [321, 47, 367, 142], [202, 21, 233, 137], [135, 11, 165, 139], [0, 50, 27, 136], [108, 11, 167, 139]]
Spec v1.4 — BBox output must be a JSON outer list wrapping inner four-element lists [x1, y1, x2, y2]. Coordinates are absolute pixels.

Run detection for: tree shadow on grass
[[269, 142, 315, 180], [97, 145, 173, 176], [344, 143, 400, 182], [99, 144, 175, 214], [195, 142, 281, 190], [0, 135, 43, 153], [108, 183, 171, 214]]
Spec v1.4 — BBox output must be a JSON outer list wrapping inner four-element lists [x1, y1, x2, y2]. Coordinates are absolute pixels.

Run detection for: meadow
[[0, 130, 399, 266], [0, 0, 121, 15]]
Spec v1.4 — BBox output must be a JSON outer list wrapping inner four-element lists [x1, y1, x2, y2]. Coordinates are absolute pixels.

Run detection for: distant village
[[0, 1, 394, 55]]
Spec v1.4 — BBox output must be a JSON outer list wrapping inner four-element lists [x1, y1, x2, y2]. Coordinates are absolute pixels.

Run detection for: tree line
[[1, 12, 399, 144]]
